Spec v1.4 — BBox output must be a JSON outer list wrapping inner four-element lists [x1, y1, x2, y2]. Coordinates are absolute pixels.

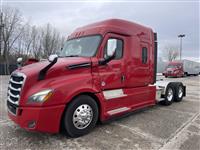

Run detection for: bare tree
[[41, 23, 64, 58], [0, 12, 4, 57], [0, 7, 65, 74], [22, 23, 33, 56], [59, 36, 65, 54], [31, 26, 42, 59], [1, 7, 24, 74], [163, 45, 179, 62]]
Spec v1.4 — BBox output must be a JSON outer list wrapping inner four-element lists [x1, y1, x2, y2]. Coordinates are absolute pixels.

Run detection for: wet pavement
[[0, 75, 199, 150]]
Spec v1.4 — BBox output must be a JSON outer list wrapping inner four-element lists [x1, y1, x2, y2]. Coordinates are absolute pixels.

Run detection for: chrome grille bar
[[8, 84, 21, 91], [7, 72, 26, 107], [8, 90, 20, 98], [7, 97, 19, 105], [10, 78, 23, 84]]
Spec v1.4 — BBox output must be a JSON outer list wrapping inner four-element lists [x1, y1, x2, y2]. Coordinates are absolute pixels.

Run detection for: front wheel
[[63, 95, 99, 137]]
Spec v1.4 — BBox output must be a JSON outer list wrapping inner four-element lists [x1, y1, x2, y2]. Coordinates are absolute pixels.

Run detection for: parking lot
[[0, 75, 199, 150]]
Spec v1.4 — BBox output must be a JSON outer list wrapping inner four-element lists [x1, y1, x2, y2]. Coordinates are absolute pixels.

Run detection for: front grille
[[7, 100, 18, 115], [7, 72, 26, 106], [168, 71, 172, 74]]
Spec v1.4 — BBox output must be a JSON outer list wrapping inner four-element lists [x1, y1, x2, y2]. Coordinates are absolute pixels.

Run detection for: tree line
[[0, 7, 65, 74], [0, 7, 181, 75]]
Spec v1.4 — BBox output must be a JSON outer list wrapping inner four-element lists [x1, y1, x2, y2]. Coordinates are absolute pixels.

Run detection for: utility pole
[[178, 34, 185, 60], [0, 12, 4, 56]]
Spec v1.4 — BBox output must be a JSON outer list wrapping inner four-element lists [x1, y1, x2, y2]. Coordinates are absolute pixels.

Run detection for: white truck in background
[[163, 59, 200, 77]]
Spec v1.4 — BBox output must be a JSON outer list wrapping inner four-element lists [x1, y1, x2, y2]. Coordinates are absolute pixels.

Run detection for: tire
[[173, 82, 184, 102], [63, 95, 99, 138], [165, 76, 168, 78], [184, 72, 188, 77], [161, 83, 175, 106]]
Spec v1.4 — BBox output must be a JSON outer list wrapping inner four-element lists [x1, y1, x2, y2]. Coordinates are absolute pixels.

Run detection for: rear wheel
[[63, 95, 98, 137], [161, 84, 175, 106], [184, 72, 188, 77], [173, 82, 184, 102]]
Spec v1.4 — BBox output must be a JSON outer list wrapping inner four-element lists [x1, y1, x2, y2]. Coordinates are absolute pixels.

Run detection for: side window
[[142, 47, 148, 64], [104, 38, 123, 59]]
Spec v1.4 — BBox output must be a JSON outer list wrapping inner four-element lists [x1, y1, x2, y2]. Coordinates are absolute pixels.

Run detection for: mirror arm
[[98, 55, 115, 66], [17, 62, 22, 69], [98, 59, 107, 65], [38, 57, 58, 81]]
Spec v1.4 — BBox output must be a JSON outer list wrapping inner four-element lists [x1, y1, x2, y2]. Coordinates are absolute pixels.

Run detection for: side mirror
[[17, 57, 23, 63], [99, 39, 117, 65], [107, 39, 117, 57], [48, 54, 58, 62], [17, 57, 23, 68]]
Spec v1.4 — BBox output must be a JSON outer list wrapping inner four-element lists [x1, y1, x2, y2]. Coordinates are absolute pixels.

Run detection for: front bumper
[[7, 101, 65, 133], [163, 72, 181, 77]]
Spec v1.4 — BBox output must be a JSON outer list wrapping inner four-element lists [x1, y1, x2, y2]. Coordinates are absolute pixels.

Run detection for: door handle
[[121, 75, 125, 82]]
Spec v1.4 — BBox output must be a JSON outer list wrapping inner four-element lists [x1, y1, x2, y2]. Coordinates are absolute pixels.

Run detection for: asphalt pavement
[[0, 75, 199, 150]]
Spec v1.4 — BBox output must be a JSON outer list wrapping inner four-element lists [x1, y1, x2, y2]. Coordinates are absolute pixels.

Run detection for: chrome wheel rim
[[178, 86, 183, 98], [73, 104, 93, 129], [167, 88, 173, 101]]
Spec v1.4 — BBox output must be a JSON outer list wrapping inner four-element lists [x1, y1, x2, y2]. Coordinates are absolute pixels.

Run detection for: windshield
[[59, 35, 101, 57], [166, 65, 180, 69]]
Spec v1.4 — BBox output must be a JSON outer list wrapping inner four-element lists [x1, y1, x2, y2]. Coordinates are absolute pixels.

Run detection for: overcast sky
[[1, 0, 200, 61]]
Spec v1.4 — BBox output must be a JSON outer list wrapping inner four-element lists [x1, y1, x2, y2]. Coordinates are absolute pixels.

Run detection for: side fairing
[[155, 80, 171, 94]]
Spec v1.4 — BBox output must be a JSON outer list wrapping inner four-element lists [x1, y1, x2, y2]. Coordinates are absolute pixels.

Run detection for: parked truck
[[7, 19, 186, 137], [163, 60, 200, 78]]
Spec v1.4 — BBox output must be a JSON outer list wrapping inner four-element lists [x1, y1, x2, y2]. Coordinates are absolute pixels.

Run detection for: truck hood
[[16, 57, 92, 78], [165, 68, 179, 72], [12, 57, 93, 107]]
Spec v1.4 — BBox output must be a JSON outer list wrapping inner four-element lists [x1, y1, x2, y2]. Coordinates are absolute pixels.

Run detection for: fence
[[0, 64, 17, 75]]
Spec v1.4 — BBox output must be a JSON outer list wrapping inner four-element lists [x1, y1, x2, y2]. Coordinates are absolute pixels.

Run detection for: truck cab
[[163, 61, 184, 78], [7, 19, 186, 137]]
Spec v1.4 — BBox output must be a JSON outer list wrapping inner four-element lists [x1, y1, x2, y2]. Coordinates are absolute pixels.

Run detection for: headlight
[[28, 89, 53, 103]]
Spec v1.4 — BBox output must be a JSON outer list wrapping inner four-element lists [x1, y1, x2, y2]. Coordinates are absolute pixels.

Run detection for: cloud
[[2, 1, 199, 60]]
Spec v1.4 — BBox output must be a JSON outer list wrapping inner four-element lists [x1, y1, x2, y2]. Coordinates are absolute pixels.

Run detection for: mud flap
[[183, 86, 186, 97]]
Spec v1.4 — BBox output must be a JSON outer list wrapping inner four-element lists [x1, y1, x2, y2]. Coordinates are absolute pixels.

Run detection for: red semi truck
[[7, 19, 186, 137], [163, 60, 200, 78]]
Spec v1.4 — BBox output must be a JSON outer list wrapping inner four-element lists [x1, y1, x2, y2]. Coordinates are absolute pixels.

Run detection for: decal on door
[[103, 89, 127, 100]]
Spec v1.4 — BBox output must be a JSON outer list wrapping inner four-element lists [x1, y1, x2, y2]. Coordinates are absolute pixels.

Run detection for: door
[[98, 33, 127, 112], [98, 33, 125, 90]]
